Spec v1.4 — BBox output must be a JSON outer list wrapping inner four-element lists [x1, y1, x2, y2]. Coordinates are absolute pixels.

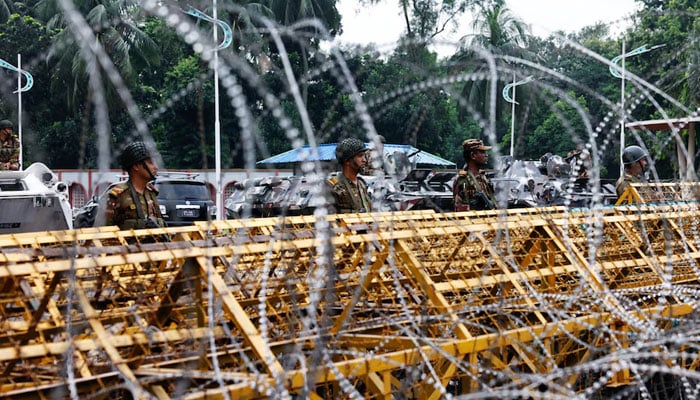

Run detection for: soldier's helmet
[[462, 139, 491, 152], [120, 141, 152, 170], [622, 145, 647, 165], [462, 139, 491, 159], [0, 120, 13, 129], [335, 138, 368, 164]]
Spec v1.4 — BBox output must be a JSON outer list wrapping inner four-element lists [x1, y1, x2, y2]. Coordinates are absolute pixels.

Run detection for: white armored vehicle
[[0, 163, 73, 233]]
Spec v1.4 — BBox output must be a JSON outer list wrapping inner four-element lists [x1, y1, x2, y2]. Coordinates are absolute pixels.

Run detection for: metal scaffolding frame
[[1, 189, 700, 398]]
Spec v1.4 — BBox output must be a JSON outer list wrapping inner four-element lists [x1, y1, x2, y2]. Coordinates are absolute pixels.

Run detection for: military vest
[[328, 173, 371, 213], [615, 172, 644, 198], [0, 135, 19, 166], [104, 181, 165, 230], [453, 169, 495, 211]]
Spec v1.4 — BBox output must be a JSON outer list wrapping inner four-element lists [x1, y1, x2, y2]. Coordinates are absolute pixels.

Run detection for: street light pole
[[610, 41, 666, 176], [183, 7, 232, 219], [503, 74, 533, 158], [213, 0, 223, 220], [0, 56, 32, 170], [17, 54, 22, 170], [619, 40, 626, 177]]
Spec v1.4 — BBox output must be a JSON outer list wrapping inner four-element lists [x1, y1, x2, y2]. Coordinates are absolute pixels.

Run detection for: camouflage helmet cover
[[0, 120, 13, 129], [120, 141, 152, 170], [462, 139, 491, 160], [462, 138, 491, 152], [335, 138, 368, 164], [622, 145, 647, 165]]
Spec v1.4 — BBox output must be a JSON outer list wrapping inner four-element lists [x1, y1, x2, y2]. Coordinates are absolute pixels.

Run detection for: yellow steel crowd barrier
[[0, 197, 699, 398]]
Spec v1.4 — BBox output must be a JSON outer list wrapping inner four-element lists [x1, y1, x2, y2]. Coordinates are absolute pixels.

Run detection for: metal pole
[[610, 42, 664, 177], [17, 54, 22, 170], [619, 40, 626, 177], [503, 75, 532, 159], [509, 72, 516, 158], [213, 0, 223, 220]]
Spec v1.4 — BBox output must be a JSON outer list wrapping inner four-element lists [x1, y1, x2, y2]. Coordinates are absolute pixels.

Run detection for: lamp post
[[184, 6, 232, 220], [0, 56, 33, 170], [503, 74, 534, 158], [610, 42, 665, 176]]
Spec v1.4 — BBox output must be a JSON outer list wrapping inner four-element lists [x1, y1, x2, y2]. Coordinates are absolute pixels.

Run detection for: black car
[[73, 176, 215, 228], [156, 177, 215, 226]]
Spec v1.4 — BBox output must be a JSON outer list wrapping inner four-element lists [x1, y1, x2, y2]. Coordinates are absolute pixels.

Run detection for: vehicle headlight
[[159, 205, 167, 215]]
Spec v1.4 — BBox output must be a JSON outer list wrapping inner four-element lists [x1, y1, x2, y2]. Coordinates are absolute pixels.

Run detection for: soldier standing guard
[[616, 145, 649, 199], [0, 120, 20, 171], [98, 141, 165, 229], [453, 138, 496, 211], [328, 138, 371, 213]]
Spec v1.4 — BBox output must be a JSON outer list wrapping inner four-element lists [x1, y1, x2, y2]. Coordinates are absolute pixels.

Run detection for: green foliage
[[36, 118, 97, 168], [450, 0, 532, 146], [0, 0, 693, 186], [525, 92, 589, 160], [628, 0, 700, 112], [0, 14, 55, 114]]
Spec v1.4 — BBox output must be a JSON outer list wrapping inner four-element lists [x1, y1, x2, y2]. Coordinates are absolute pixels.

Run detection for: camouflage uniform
[[103, 181, 165, 229], [615, 172, 644, 198], [0, 135, 19, 170], [328, 173, 371, 213], [616, 145, 649, 199], [453, 169, 495, 211]]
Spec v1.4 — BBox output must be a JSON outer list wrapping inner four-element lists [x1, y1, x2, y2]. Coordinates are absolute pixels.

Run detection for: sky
[[334, 0, 641, 55]]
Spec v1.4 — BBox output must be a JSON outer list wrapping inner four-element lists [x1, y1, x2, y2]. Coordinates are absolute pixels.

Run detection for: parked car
[[156, 176, 216, 226], [73, 174, 215, 228]]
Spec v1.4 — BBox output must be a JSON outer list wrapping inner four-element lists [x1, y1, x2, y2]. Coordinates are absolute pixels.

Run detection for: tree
[[625, 0, 700, 112], [265, 0, 341, 104], [0, 13, 60, 165], [335, 48, 470, 163], [451, 0, 531, 145], [358, 0, 475, 42], [0, 0, 14, 22], [33, 0, 161, 112], [525, 92, 589, 160]]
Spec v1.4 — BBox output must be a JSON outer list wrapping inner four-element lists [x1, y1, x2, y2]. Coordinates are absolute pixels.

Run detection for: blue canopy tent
[[257, 143, 456, 175]]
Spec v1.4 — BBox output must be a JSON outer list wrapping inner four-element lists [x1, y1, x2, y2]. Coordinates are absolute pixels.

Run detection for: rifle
[[469, 191, 495, 210]]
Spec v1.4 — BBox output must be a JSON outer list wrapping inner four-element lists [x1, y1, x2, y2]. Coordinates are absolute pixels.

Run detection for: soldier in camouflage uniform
[[453, 138, 496, 211], [616, 145, 648, 199], [99, 141, 165, 229], [0, 120, 19, 171], [328, 138, 371, 213]]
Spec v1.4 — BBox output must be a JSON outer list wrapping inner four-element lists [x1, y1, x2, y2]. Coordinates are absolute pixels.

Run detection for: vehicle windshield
[[157, 181, 210, 201]]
